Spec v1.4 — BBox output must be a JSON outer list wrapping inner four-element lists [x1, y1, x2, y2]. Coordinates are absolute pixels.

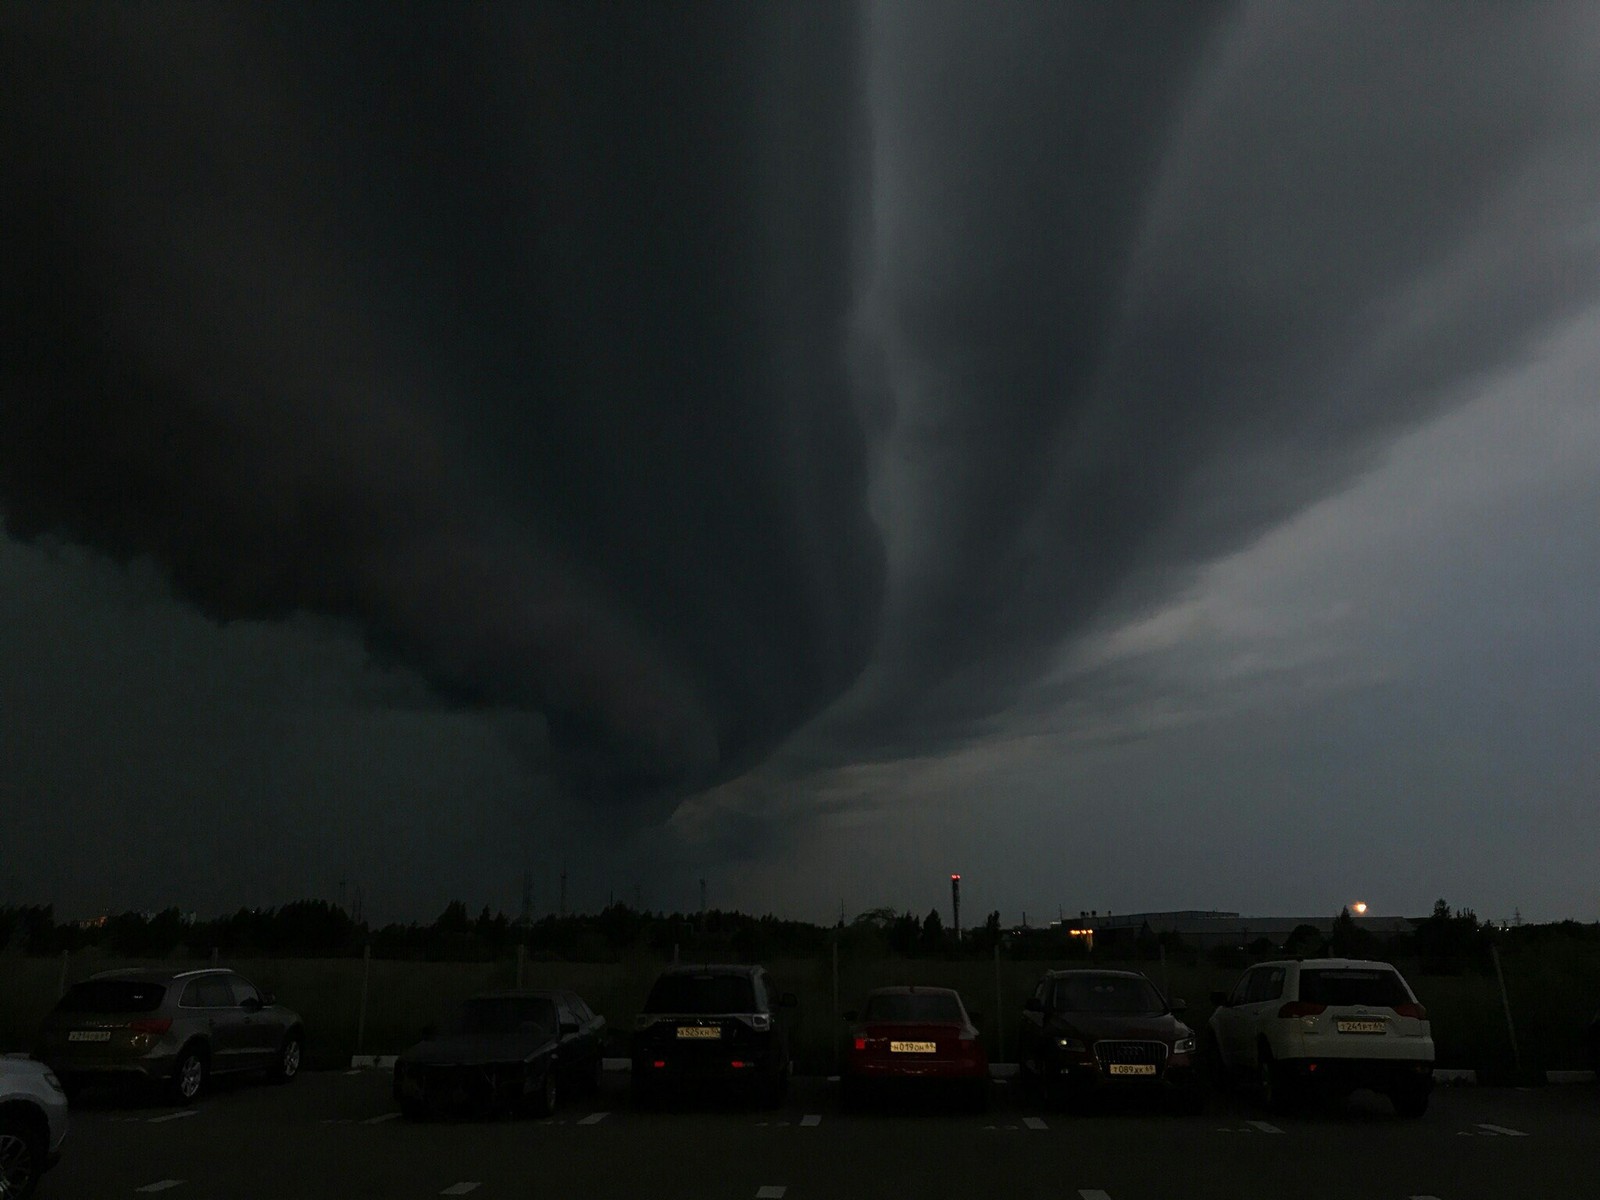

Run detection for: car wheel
[[171, 1044, 208, 1104], [1391, 1082, 1430, 1118], [269, 1032, 302, 1084], [0, 1113, 45, 1200], [1200, 1030, 1232, 1092], [1257, 1045, 1294, 1114], [531, 1068, 557, 1118]]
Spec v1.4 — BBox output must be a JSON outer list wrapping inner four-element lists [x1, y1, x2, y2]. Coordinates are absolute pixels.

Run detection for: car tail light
[[128, 1018, 173, 1035], [1277, 1002, 1326, 1018], [651, 1060, 666, 1069], [1394, 1003, 1427, 1020], [853, 1037, 866, 1051], [731, 1060, 749, 1069]]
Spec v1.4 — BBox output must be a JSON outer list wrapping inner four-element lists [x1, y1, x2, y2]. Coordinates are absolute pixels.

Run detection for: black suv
[[631, 964, 797, 1106]]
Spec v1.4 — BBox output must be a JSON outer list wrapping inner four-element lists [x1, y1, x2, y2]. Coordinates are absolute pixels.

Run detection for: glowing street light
[[1351, 901, 1368, 915]]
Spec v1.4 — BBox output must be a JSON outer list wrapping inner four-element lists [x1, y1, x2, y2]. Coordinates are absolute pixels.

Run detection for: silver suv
[[32, 967, 304, 1103], [1207, 958, 1434, 1115], [0, 1053, 69, 1199]]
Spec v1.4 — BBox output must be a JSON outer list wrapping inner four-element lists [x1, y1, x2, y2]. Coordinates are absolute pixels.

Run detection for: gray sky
[[3, 2, 1597, 925]]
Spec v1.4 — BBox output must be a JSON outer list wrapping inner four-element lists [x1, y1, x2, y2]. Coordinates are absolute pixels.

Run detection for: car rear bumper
[[1278, 1057, 1433, 1092], [48, 1053, 178, 1085], [846, 1057, 989, 1082]]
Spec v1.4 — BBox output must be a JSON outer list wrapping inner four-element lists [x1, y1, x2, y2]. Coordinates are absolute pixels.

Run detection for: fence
[[2, 939, 1595, 1079]]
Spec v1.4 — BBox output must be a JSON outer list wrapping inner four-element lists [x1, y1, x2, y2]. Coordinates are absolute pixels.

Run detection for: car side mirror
[[779, 992, 798, 1008], [1023, 998, 1043, 1013], [421, 1023, 438, 1040], [560, 1021, 579, 1035], [241, 996, 263, 1013], [841, 1009, 858, 1023], [1209, 991, 1229, 1006], [1171, 999, 1187, 1014]]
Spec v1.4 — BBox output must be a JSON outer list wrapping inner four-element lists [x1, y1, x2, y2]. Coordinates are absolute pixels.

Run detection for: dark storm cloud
[[822, 0, 1600, 759], [0, 3, 881, 800]]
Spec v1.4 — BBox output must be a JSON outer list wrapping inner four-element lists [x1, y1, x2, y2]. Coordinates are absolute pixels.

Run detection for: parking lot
[[41, 1071, 1599, 1200]]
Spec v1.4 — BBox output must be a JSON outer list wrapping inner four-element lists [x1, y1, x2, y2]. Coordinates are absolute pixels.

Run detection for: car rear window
[[1053, 975, 1166, 1015], [449, 997, 557, 1036], [644, 974, 757, 1014], [1298, 968, 1412, 1008], [55, 980, 166, 1013], [863, 993, 964, 1022]]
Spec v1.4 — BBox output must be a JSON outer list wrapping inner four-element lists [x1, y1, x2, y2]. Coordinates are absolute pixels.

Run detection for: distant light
[[951, 874, 961, 881], [1352, 902, 1368, 915]]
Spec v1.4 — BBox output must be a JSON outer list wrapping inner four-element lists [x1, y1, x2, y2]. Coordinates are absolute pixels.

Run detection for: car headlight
[[1173, 1035, 1197, 1055], [1055, 1037, 1086, 1051]]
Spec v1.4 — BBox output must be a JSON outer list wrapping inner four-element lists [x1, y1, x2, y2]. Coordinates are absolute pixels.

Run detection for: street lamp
[[1351, 901, 1368, 915]]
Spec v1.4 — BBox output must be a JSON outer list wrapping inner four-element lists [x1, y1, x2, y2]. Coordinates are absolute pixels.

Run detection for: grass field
[[3, 947, 1593, 1077]]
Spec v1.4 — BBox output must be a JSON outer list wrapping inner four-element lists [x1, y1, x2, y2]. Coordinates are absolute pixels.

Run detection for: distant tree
[[1330, 906, 1381, 959], [888, 911, 921, 956], [1283, 924, 1326, 958], [918, 908, 945, 955], [434, 901, 471, 935]]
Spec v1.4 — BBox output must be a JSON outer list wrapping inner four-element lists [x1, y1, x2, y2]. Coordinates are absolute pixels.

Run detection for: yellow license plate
[[676, 1026, 722, 1039], [1107, 1063, 1156, 1076], [889, 1041, 937, 1053], [1336, 1019, 1386, 1034], [68, 1031, 112, 1042]]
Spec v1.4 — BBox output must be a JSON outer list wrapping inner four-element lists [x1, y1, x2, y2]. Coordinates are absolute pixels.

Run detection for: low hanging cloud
[[4, 2, 1598, 817]]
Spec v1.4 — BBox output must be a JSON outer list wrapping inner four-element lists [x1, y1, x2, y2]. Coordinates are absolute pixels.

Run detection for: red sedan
[[841, 986, 989, 1110]]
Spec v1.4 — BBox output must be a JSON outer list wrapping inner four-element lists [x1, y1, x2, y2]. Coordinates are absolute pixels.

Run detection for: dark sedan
[[1017, 969, 1203, 1111], [393, 990, 605, 1118]]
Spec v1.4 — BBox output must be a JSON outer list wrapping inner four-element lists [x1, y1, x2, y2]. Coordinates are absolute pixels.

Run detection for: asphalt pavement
[[42, 1070, 1600, 1200]]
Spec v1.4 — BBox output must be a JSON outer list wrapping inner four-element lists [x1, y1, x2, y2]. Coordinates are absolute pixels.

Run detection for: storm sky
[[4, 2, 1598, 926]]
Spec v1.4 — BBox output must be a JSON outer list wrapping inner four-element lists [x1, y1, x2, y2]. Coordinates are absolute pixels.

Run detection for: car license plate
[[1107, 1063, 1156, 1076], [1336, 1019, 1387, 1034], [676, 1026, 721, 1039], [68, 1030, 112, 1042], [889, 1041, 937, 1053]]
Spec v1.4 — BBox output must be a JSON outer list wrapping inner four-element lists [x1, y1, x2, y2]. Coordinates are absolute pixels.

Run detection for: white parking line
[[440, 1185, 481, 1196], [147, 1111, 199, 1124], [800, 1113, 821, 1126], [1409, 1195, 1445, 1199], [755, 1189, 786, 1199], [1477, 1123, 1527, 1137], [577, 1111, 609, 1124], [1022, 1116, 1048, 1130], [362, 1112, 401, 1125], [134, 1182, 185, 1194], [1246, 1120, 1283, 1134], [1080, 1191, 1113, 1200]]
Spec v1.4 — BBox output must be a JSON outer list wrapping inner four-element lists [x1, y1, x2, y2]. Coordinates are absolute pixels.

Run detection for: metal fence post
[[1489, 944, 1523, 1077], [356, 942, 372, 1057]]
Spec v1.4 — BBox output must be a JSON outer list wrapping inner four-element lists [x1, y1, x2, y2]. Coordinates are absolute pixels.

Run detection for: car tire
[[268, 1032, 302, 1084], [1200, 1030, 1232, 1092], [170, 1044, 208, 1105], [1391, 1082, 1430, 1118], [1257, 1045, 1294, 1115], [0, 1112, 46, 1200], [531, 1068, 557, 1118]]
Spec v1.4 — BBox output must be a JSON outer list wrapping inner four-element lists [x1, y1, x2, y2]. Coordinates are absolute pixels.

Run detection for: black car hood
[[1048, 1012, 1190, 1041], [399, 1032, 555, 1066]]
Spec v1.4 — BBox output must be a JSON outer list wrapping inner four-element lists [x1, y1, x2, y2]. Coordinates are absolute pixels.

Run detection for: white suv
[[1, 1054, 70, 1199], [1207, 958, 1434, 1116]]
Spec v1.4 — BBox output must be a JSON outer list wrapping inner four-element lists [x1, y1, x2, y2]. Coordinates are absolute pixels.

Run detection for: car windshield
[[1298, 969, 1412, 1008], [1053, 975, 1166, 1015], [643, 974, 756, 1014], [55, 980, 166, 1014], [445, 997, 557, 1037], [863, 993, 964, 1022]]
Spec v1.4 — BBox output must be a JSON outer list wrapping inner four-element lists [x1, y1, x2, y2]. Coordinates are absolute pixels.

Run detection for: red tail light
[[1277, 1002, 1326, 1018], [651, 1060, 666, 1069], [1394, 1003, 1427, 1020], [730, 1060, 749, 1069], [853, 1037, 867, 1051], [128, 1018, 172, 1035]]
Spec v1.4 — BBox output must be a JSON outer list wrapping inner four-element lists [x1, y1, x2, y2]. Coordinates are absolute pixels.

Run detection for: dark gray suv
[[33, 967, 304, 1103]]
